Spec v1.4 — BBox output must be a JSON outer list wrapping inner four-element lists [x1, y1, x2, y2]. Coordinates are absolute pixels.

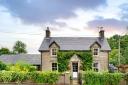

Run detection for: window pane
[[94, 68, 98, 72], [93, 63, 98, 67], [52, 63, 57, 71], [93, 48, 98, 55], [52, 48, 57, 56], [93, 63, 99, 72]]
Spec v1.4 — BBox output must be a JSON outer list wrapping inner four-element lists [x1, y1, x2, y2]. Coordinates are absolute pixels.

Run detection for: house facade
[[39, 28, 111, 78]]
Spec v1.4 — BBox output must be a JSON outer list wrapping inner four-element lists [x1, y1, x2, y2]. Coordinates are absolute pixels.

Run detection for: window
[[52, 63, 57, 71], [92, 62, 99, 72], [93, 48, 99, 56], [51, 48, 57, 56]]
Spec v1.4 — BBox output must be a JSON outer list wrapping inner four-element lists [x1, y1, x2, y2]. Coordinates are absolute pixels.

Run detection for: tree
[[0, 47, 10, 55], [107, 35, 119, 49], [109, 49, 119, 66], [121, 46, 128, 64], [13, 41, 27, 54], [108, 34, 128, 65]]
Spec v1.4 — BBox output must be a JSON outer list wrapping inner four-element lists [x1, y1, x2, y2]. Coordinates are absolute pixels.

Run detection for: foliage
[[0, 47, 11, 55], [31, 71, 60, 84], [108, 35, 119, 49], [13, 40, 27, 54], [57, 51, 92, 72], [0, 71, 28, 83], [121, 46, 128, 64], [0, 71, 59, 84], [83, 71, 123, 85], [7, 62, 36, 72], [109, 49, 119, 65], [0, 61, 7, 71], [108, 34, 128, 65]]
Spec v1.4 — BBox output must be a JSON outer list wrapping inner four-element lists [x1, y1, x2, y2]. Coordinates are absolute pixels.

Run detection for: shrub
[[7, 62, 36, 72], [83, 71, 123, 85], [32, 71, 60, 84], [0, 71, 60, 84], [11, 71, 29, 83], [0, 71, 13, 83], [0, 71, 29, 83], [0, 61, 7, 70]]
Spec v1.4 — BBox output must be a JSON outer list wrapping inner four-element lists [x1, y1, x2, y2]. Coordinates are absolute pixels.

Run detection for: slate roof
[[0, 54, 41, 65], [39, 37, 111, 51]]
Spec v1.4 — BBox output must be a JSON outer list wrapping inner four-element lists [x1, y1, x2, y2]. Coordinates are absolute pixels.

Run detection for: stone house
[[39, 28, 111, 78]]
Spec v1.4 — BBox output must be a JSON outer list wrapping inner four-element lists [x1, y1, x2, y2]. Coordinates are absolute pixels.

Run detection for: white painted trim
[[72, 62, 78, 78], [73, 72, 78, 78]]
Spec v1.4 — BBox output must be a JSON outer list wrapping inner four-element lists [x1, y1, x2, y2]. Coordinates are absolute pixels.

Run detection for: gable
[[49, 41, 60, 48], [90, 41, 101, 49], [70, 54, 81, 62]]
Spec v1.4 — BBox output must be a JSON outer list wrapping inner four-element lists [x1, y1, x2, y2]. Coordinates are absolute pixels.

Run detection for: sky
[[0, 0, 128, 53]]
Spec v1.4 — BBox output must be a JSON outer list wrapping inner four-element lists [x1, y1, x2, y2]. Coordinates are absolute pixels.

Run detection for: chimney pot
[[99, 27, 104, 40], [46, 27, 51, 38]]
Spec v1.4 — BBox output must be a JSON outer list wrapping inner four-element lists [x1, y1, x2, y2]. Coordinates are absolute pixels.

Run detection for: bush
[[31, 71, 60, 84], [0, 71, 13, 83], [12, 71, 29, 83], [0, 61, 7, 70], [7, 62, 36, 72], [83, 71, 123, 85], [0, 71, 29, 83], [0, 71, 60, 84]]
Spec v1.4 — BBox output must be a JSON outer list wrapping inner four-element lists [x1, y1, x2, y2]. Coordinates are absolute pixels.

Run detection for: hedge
[[83, 71, 123, 85], [0, 71, 60, 84]]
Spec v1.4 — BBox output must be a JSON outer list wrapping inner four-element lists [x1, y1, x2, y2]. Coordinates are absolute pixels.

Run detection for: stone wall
[[41, 52, 52, 71]]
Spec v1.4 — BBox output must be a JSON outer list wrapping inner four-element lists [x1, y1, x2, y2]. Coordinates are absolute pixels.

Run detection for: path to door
[[71, 79, 80, 85]]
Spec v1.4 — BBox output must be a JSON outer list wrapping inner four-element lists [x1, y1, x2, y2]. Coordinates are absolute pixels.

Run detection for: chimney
[[99, 27, 104, 40], [45, 27, 51, 38]]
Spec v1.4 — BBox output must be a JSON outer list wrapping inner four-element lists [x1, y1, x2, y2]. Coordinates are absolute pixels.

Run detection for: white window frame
[[52, 62, 58, 71], [92, 62, 100, 72], [93, 48, 99, 56], [51, 48, 57, 56]]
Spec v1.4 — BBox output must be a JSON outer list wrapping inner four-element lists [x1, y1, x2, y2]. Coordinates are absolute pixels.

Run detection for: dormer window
[[51, 48, 57, 56], [93, 48, 99, 56]]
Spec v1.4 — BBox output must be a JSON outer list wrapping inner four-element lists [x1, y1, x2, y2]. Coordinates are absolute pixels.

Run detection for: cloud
[[0, 0, 106, 25], [88, 18, 127, 29], [119, 3, 128, 21], [87, 18, 128, 36]]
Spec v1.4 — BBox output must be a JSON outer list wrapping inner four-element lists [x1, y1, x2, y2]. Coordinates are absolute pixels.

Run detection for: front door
[[72, 62, 78, 78]]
